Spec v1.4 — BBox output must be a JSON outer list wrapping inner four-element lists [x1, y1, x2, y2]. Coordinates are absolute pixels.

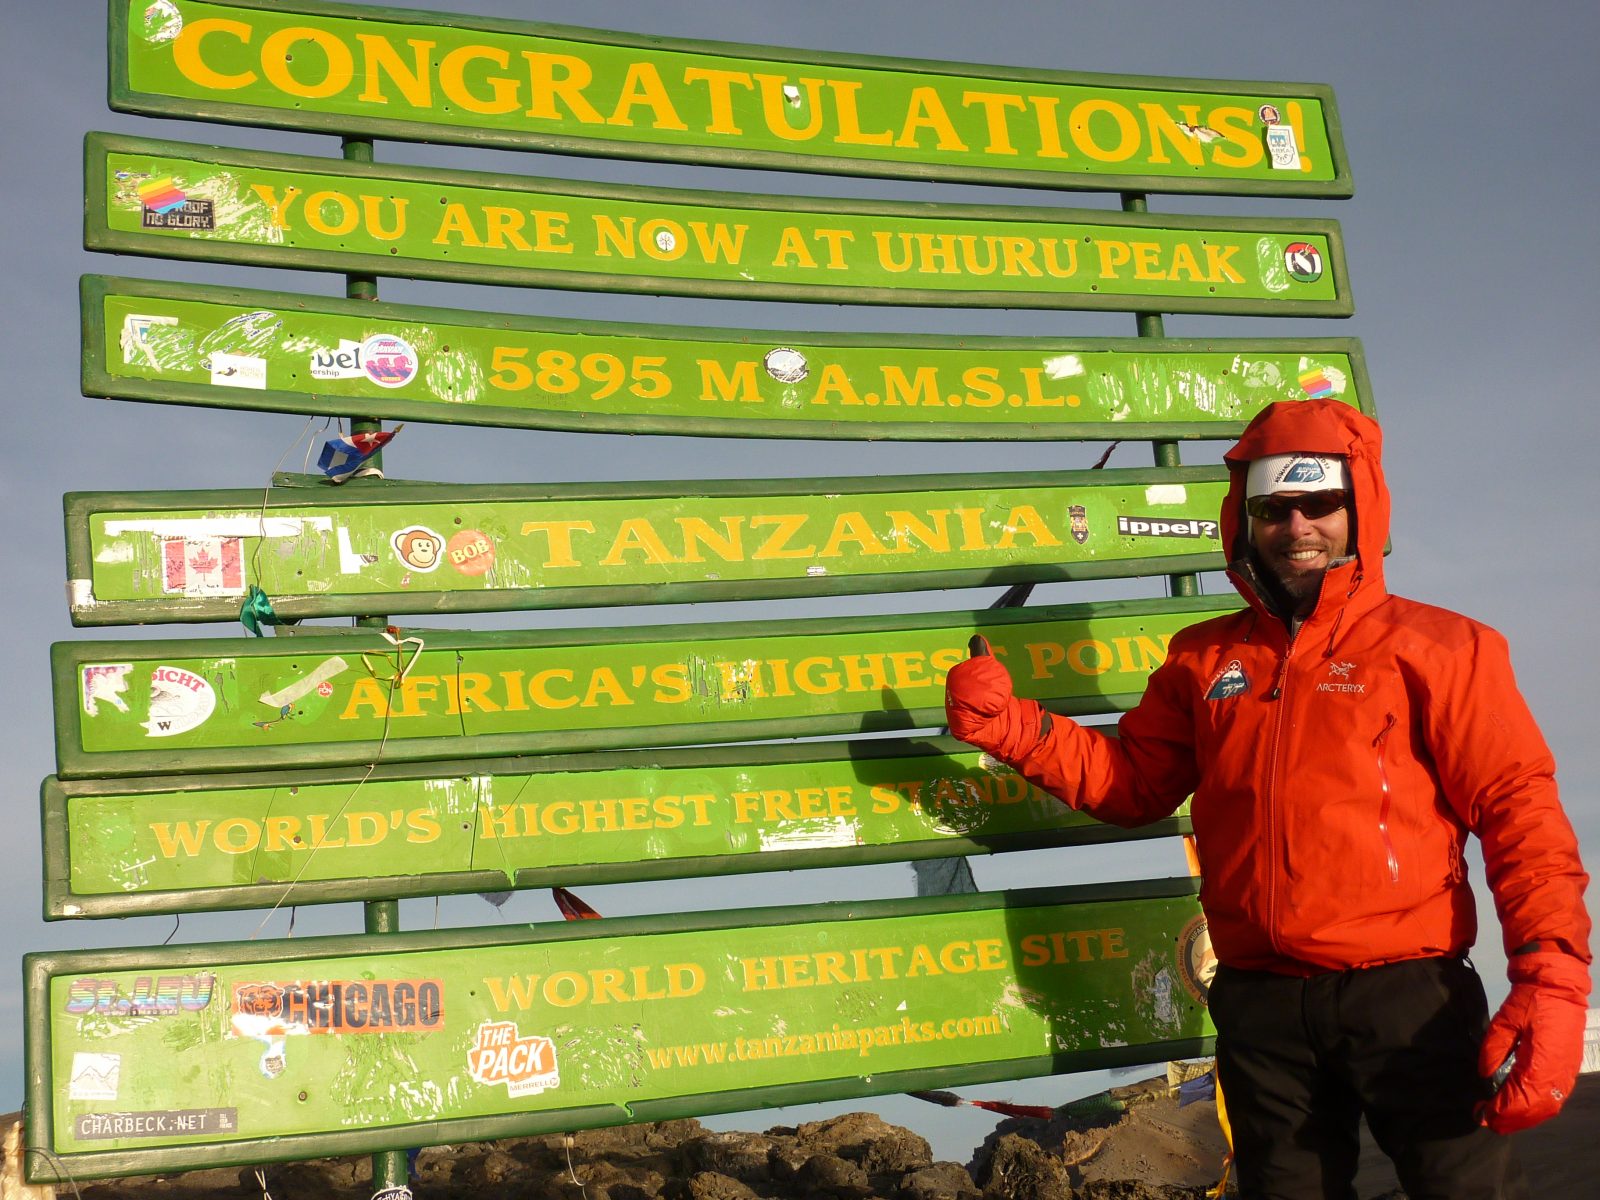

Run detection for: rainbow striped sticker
[[136, 177, 187, 214]]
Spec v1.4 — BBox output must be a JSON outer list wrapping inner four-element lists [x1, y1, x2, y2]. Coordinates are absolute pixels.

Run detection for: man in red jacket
[[945, 399, 1590, 1199]]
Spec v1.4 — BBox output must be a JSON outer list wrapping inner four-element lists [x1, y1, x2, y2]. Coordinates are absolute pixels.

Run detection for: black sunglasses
[[1244, 490, 1350, 523]]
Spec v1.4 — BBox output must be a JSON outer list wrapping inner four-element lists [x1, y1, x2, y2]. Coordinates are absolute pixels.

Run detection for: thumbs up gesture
[[944, 635, 1049, 762]]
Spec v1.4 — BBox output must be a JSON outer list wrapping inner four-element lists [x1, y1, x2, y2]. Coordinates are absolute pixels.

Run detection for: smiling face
[[1250, 493, 1350, 611]]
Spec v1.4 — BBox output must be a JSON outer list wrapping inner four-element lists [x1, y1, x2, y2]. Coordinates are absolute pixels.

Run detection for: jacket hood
[[1222, 400, 1389, 622]]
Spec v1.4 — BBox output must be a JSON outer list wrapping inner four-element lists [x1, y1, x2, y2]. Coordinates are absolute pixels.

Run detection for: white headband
[[1246, 453, 1349, 497]]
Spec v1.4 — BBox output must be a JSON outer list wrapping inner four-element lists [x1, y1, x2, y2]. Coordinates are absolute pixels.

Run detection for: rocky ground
[[6, 1073, 1594, 1198]]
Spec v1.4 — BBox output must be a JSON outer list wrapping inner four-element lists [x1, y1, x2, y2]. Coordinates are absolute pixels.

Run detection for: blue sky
[[3, 0, 1595, 1162]]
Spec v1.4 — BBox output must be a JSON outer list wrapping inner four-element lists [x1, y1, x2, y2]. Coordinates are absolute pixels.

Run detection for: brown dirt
[[5, 1074, 1594, 1198]]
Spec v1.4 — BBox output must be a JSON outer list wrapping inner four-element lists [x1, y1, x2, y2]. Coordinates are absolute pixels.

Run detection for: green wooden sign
[[86, 133, 1351, 315], [67, 468, 1231, 626], [53, 595, 1237, 778], [43, 736, 1189, 918], [26, 879, 1213, 1180], [85, 275, 1373, 439], [110, 0, 1350, 198]]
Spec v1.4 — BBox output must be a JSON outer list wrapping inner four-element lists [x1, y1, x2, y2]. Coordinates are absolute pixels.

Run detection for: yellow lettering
[[754, 74, 825, 141], [895, 87, 967, 150], [885, 509, 951, 553], [148, 821, 209, 859], [340, 677, 391, 719], [302, 190, 359, 237], [248, 184, 301, 231], [829, 80, 894, 146], [750, 514, 815, 560], [171, 18, 257, 90], [699, 358, 760, 402], [818, 511, 889, 558], [356, 35, 435, 107], [962, 90, 1027, 155], [438, 45, 519, 116], [676, 516, 745, 563], [528, 669, 577, 709], [1206, 106, 1263, 168], [607, 61, 687, 130], [522, 51, 605, 123], [1139, 102, 1206, 166], [592, 214, 636, 258], [519, 519, 595, 568], [772, 225, 817, 269], [600, 518, 679, 566], [260, 26, 352, 100], [682, 67, 753, 135], [994, 505, 1061, 549], [1068, 98, 1141, 162], [432, 201, 485, 247]]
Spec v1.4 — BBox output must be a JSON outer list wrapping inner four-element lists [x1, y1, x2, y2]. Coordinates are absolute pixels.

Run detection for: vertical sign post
[[341, 130, 408, 1200]]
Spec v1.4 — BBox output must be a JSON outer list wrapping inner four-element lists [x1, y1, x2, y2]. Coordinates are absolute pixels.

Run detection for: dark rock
[[270, 1156, 367, 1195], [571, 1158, 669, 1200], [679, 1130, 774, 1182], [899, 1160, 983, 1200], [796, 1152, 875, 1198], [413, 1144, 458, 1184], [975, 1133, 1072, 1200], [795, 1111, 910, 1161], [859, 1125, 933, 1177], [645, 1117, 711, 1149], [663, 1170, 763, 1200], [766, 1134, 812, 1182], [458, 1147, 525, 1187]]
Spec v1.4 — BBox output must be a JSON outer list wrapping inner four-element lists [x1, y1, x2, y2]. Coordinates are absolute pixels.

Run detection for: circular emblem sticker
[[144, 666, 217, 737], [1176, 914, 1218, 1004], [446, 530, 497, 576], [360, 333, 418, 389], [392, 525, 444, 573], [763, 347, 809, 384], [1283, 242, 1323, 283]]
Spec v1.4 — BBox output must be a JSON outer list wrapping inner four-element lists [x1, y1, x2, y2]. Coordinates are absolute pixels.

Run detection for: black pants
[[1210, 956, 1527, 1200]]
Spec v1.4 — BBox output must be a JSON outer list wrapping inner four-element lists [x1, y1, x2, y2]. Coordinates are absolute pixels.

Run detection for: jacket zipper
[[1263, 626, 1299, 955], [1374, 712, 1399, 884]]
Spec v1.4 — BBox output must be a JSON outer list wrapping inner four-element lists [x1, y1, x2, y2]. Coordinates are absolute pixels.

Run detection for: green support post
[[1122, 193, 1200, 600], [344, 134, 407, 1200]]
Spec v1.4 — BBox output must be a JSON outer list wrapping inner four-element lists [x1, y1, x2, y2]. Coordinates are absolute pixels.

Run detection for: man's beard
[[1273, 561, 1328, 603]]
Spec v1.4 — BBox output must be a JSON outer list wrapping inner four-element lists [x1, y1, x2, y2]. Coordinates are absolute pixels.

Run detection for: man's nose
[[1285, 508, 1317, 535]]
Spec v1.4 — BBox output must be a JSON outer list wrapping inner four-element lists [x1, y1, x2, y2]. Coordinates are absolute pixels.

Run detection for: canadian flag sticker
[[162, 537, 245, 597]]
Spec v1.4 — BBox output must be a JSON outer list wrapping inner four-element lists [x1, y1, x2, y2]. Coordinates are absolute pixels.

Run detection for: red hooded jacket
[[1012, 400, 1590, 973]]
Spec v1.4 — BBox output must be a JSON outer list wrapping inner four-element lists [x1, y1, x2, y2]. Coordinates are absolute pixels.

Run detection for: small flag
[[316, 426, 400, 482]]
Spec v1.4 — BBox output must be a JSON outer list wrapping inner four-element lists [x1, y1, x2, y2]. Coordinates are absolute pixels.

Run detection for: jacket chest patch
[[1205, 660, 1250, 701], [1315, 659, 1367, 695]]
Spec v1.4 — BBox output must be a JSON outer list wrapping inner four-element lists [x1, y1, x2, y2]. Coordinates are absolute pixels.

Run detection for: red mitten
[[1476, 950, 1591, 1134], [944, 638, 1047, 763]]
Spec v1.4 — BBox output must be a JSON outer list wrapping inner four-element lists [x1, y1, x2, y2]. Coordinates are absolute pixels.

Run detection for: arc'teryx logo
[[1316, 660, 1365, 694]]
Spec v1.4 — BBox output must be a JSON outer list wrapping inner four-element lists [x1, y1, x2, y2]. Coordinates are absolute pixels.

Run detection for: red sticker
[[446, 530, 496, 576]]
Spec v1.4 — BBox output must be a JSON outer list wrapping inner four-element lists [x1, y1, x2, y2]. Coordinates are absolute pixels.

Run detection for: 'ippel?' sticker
[[144, 665, 217, 737], [1117, 515, 1220, 540], [468, 1020, 561, 1097]]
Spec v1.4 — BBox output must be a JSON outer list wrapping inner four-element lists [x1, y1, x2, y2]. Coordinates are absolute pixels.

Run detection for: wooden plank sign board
[[26, 880, 1214, 1180], [84, 276, 1372, 439], [66, 468, 1230, 624], [110, 0, 1350, 196], [52, 596, 1238, 778], [86, 133, 1351, 315], [43, 736, 1189, 918]]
